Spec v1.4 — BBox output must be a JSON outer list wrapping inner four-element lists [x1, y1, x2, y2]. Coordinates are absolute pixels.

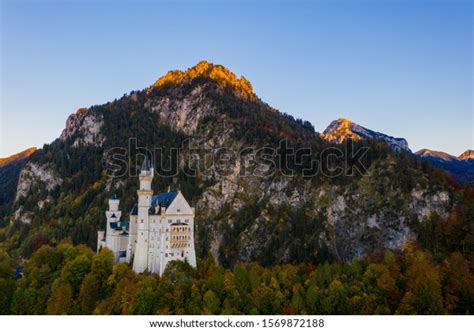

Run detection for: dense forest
[[0, 242, 472, 315], [1, 185, 474, 315]]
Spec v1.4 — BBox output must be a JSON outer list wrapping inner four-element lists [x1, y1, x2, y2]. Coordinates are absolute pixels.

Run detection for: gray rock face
[[60, 108, 104, 147], [146, 85, 216, 135], [194, 153, 450, 264], [325, 186, 449, 262], [15, 162, 62, 201], [14, 161, 62, 223]]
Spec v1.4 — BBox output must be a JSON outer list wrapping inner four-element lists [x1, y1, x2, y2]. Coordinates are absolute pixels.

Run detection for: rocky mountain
[[322, 118, 410, 152], [415, 149, 474, 184], [459, 149, 474, 161], [0, 147, 37, 221], [0, 61, 464, 266], [0, 147, 37, 167], [415, 149, 459, 163]]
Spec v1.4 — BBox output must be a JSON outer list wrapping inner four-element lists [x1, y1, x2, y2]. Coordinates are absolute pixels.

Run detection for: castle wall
[[127, 215, 138, 263]]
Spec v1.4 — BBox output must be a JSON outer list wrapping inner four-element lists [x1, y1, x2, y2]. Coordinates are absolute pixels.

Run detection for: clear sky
[[1, 0, 472, 157]]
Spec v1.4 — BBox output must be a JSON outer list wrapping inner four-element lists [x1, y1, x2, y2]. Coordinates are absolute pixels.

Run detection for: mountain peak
[[0, 147, 37, 167], [335, 117, 354, 125], [459, 149, 474, 161], [149, 60, 255, 99], [322, 118, 410, 152], [415, 149, 458, 162], [323, 118, 362, 144]]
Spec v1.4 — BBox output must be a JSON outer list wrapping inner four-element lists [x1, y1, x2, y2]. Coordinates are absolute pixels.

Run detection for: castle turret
[[132, 156, 154, 273], [105, 194, 122, 247], [97, 193, 128, 262]]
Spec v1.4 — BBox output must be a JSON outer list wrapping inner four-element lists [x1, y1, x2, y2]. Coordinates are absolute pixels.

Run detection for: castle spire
[[110, 181, 118, 200], [141, 154, 150, 171]]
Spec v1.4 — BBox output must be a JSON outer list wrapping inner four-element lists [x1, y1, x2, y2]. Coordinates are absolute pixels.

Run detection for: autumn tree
[[397, 248, 444, 314]]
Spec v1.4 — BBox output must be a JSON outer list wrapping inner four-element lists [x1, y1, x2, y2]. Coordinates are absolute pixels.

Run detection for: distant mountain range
[[415, 149, 474, 163], [415, 149, 474, 184], [321, 119, 472, 184]]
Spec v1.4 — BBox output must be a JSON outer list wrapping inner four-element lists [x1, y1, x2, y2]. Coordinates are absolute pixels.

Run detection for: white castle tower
[[98, 156, 197, 275], [133, 157, 154, 273], [97, 194, 129, 262]]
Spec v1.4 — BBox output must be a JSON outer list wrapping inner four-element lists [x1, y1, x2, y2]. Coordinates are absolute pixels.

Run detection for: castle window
[[181, 251, 184, 257], [165, 253, 168, 257], [177, 209, 181, 212], [141, 219, 143, 223], [185, 219, 189, 223]]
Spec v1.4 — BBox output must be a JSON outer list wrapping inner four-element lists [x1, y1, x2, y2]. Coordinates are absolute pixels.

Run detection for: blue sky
[[1, 0, 472, 157]]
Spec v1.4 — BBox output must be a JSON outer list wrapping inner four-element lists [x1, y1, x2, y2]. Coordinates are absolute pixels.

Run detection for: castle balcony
[[170, 223, 191, 249]]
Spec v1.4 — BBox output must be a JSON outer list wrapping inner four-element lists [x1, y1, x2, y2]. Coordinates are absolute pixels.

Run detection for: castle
[[97, 159, 197, 275]]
